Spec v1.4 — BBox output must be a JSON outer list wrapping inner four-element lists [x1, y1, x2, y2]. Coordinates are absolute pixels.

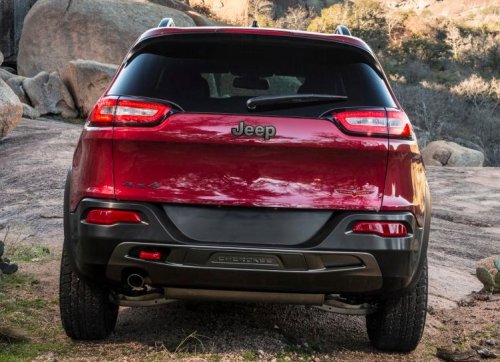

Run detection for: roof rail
[[250, 20, 259, 28], [335, 25, 351, 36], [158, 18, 175, 28]]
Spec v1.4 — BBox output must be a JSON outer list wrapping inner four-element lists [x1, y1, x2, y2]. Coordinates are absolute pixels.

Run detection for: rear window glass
[[108, 34, 396, 117]]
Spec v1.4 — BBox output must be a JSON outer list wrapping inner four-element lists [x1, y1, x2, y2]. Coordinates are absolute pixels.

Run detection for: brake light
[[332, 109, 413, 138], [352, 221, 408, 237], [89, 97, 171, 126], [85, 209, 142, 225]]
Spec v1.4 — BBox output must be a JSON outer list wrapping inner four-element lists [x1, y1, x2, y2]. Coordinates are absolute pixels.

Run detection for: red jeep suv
[[59, 22, 430, 352]]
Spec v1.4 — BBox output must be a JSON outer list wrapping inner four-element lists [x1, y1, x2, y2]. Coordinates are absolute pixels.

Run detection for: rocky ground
[[0, 118, 499, 361]]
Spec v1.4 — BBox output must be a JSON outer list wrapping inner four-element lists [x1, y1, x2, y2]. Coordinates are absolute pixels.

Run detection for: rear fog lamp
[[138, 250, 162, 261], [85, 209, 142, 225], [352, 221, 408, 237]]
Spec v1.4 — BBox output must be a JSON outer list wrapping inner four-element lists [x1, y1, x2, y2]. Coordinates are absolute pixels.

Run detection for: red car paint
[[70, 27, 426, 227], [111, 113, 388, 210]]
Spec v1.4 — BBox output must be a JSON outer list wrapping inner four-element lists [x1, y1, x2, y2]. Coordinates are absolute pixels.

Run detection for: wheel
[[59, 171, 118, 340], [59, 243, 118, 340], [366, 259, 428, 352]]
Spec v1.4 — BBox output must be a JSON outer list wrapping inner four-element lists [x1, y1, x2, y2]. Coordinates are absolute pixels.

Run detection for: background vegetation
[[252, 0, 499, 165]]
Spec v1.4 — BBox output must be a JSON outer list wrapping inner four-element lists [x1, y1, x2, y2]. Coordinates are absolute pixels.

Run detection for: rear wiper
[[246, 94, 348, 110]]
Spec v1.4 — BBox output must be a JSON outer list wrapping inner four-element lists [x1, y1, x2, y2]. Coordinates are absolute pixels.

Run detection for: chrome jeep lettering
[[231, 121, 276, 140]]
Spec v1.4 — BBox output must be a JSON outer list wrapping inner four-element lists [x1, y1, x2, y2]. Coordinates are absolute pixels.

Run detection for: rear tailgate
[[103, 32, 396, 245], [112, 113, 388, 210]]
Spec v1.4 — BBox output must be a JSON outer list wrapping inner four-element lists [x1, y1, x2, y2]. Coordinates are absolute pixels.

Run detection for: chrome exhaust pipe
[[127, 273, 145, 289]]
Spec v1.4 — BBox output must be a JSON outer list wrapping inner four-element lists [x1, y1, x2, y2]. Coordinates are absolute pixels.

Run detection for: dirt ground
[[0, 118, 499, 361]]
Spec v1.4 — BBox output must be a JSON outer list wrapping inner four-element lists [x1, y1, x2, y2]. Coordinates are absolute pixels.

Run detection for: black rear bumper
[[67, 198, 429, 296]]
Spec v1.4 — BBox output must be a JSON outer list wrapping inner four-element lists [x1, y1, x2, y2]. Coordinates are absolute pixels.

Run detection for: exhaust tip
[[127, 273, 145, 289]]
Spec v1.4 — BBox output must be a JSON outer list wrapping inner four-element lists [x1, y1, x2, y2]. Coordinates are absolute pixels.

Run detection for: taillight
[[85, 209, 142, 225], [89, 98, 116, 125], [352, 221, 408, 237], [387, 110, 412, 138], [332, 109, 413, 138], [88, 97, 171, 127]]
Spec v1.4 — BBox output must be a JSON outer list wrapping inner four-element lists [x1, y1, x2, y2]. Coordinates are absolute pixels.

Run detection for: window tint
[[108, 35, 396, 117]]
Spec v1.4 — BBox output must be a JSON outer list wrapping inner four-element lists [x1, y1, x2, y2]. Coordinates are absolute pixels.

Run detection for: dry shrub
[[451, 75, 500, 108], [253, 0, 277, 26], [403, 12, 435, 38], [393, 81, 500, 165], [445, 26, 500, 74], [392, 82, 450, 141], [307, 0, 388, 50], [274, 5, 314, 30], [402, 60, 432, 84]]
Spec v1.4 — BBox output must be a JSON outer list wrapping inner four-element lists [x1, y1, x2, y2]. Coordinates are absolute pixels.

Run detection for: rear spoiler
[[158, 16, 353, 37]]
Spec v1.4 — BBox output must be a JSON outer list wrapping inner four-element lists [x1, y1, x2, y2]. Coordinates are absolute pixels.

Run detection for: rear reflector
[[352, 221, 408, 237], [89, 97, 171, 127], [138, 250, 162, 261], [333, 109, 413, 138], [85, 209, 142, 225]]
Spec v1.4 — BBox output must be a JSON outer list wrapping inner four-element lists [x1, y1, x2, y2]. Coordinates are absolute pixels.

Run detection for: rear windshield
[[108, 34, 396, 117]]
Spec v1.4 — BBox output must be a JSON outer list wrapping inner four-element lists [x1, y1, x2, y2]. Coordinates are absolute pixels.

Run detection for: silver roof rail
[[335, 25, 351, 36], [158, 18, 175, 28]]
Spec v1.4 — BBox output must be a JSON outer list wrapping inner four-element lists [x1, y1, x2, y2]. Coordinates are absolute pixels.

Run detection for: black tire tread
[[366, 260, 428, 352], [59, 244, 118, 340]]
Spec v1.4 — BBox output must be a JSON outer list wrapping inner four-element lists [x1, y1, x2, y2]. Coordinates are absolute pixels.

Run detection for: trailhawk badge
[[231, 121, 276, 140]]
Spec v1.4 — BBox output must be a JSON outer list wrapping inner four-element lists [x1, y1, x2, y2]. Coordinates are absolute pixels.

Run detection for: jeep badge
[[231, 121, 276, 140]]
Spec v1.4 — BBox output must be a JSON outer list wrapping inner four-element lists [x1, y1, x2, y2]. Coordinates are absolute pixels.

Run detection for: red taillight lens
[[332, 109, 413, 138], [138, 250, 162, 261], [85, 209, 142, 225], [333, 109, 387, 136], [387, 110, 413, 138], [114, 99, 170, 124], [89, 97, 171, 127], [89, 97, 117, 126], [352, 221, 408, 237]]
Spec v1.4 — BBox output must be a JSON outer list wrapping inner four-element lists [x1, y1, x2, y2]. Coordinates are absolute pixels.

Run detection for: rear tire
[[366, 259, 428, 352], [59, 243, 118, 340]]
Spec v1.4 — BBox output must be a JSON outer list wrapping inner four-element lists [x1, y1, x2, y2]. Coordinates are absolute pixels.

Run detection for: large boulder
[[22, 103, 40, 120], [0, 79, 23, 138], [61, 60, 119, 117], [146, 0, 191, 11], [22, 71, 78, 118], [0, 69, 16, 82], [17, 0, 195, 77], [476, 256, 500, 293], [189, 0, 249, 24], [185, 10, 219, 26], [422, 140, 484, 167], [6, 76, 30, 104]]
